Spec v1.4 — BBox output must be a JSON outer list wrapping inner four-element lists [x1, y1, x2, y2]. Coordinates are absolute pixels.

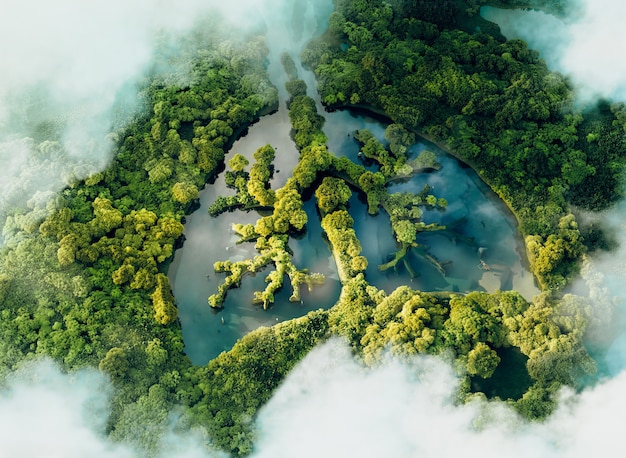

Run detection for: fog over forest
[[0, 0, 268, 226], [482, 0, 626, 102], [2, 0, 626, 456]]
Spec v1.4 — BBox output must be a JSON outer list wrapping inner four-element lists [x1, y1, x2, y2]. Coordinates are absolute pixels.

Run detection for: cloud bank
[[0, 359, 133, 458], [252, 338, 624, 458], [0, 358, 228, 458]]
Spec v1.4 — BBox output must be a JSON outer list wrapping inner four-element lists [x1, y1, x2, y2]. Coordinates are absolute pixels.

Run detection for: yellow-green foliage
[[209, 235, 324, 309], [321, 210, 366, 281], [172, 182, 199, 205], [247, 144, 276, 207], [151, 273, 178, 325], [466, 342, 501, 379], [526, 214, 585, 290], [315, 176, 352, 214]]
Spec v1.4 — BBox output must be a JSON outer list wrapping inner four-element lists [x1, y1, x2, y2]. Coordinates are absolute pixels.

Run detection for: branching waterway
[[168, 1, 539, 364]]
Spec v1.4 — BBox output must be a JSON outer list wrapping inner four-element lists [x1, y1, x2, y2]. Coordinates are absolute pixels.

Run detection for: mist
[[5, 342, 624, 458], [0, 1, 177, 221], [0, 358, 227, 458], [0, 0, 280, 231], [482, 0, 626, 103], [251, 338, 623, 458]]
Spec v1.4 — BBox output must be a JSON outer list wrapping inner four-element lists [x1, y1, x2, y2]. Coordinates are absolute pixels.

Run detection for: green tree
[[315, 177, 352, 214], [172, 182, 199, 205], [99, 347, 130, 380], [228, 153, 249, 173], [466, 342, 501, 378]]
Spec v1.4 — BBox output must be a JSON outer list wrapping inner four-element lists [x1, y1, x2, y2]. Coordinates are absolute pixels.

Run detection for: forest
[[0, 0, 619, 456]]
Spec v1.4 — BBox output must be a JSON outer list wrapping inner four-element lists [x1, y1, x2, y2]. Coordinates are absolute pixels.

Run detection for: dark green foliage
[[567, 101, 626, 209], [285, 79, 308, 99], [390, 0, 460, 28], [303, 0, 621, 290]]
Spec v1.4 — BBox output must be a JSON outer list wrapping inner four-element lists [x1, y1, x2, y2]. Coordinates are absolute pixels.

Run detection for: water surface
[[169, 107, 538, 364]]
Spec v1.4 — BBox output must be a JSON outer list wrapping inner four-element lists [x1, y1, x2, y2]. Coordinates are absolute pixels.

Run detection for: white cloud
[[560, 0, 626, 102], [0, 1, 190, 218], [0, 359, 134, 458], [252, 338, 626, 458], [0, 358, 228, 458]]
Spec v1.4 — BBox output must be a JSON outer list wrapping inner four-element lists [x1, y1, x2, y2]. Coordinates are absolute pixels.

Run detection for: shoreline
[[330, 102, 537, 286]]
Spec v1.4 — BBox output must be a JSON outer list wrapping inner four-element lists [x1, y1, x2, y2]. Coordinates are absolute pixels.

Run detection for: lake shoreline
[[329, 102, 537, 289]]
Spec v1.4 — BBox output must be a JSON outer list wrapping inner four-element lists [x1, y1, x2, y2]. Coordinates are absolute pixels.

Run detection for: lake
[[168, 106, 538, 364]]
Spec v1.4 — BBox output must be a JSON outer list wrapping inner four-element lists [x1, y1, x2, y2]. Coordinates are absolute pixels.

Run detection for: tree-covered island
[[0, 0, 621, 456]]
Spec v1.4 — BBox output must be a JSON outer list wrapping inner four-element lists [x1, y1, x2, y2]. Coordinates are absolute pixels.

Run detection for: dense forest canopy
[[0, 0, 621, 456]]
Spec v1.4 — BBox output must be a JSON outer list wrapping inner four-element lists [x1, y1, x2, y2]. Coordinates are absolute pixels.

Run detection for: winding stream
[[168, 1, 539, 365]]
